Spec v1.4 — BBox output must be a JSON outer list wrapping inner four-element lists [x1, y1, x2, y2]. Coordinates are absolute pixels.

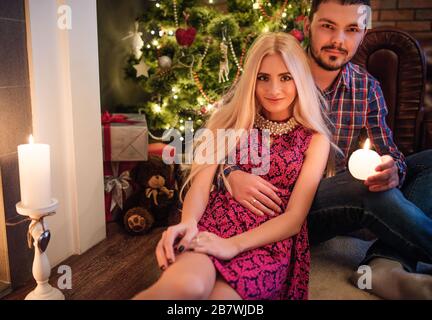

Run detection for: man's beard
[[309, 31, 349, 71]]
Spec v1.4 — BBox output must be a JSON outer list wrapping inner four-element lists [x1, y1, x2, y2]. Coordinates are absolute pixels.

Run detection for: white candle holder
[[16, 199, 64, 300]]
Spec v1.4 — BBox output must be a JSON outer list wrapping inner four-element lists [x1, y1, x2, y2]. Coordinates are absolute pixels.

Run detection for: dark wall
[[97, 0, 149, 112], [0, 0, 33, 288]]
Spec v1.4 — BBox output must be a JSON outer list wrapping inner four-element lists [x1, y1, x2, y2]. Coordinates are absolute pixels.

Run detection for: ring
[[250, 198, 257, 205]]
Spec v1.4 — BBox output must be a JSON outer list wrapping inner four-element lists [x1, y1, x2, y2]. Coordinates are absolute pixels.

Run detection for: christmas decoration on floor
[[124, 0, 310, 134], [120, 156, 181, 235]]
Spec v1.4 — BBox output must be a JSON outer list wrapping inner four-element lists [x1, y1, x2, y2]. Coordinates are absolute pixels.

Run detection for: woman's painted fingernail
[[168, 259, 173, 264], [160, 265, 166, 271], [178, 245, 185, 253]]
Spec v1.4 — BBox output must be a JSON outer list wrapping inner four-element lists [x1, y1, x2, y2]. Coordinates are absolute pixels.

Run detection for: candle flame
[[363, 138, 370, 150], [29, 134, 34, 144]]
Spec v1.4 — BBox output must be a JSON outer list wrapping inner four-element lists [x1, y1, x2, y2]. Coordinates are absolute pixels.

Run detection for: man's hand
[[227, 170, 283, 216], [364, 155, 399, 192]]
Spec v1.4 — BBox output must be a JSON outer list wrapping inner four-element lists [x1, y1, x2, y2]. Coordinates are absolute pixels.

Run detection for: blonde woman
[[134, 32, 334, 300]]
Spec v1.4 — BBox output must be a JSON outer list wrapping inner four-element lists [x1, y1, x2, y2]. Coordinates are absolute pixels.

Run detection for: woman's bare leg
[[133, 251, 217, 300], [208, 275, 242, 300]]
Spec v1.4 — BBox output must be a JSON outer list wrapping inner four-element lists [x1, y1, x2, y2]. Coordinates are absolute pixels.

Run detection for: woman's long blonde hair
[[180, 32, 337, 200]]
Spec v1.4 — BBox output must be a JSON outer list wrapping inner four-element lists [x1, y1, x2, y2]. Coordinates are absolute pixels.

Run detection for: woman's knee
[[159, 252, 216, 299], [169, 273, 212, 299]]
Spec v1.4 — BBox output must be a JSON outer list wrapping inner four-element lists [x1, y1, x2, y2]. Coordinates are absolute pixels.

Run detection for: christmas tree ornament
[[290, 29, 305, 42], [228, 37, 243, 73], [197, 37, 212, 69], [175, 11, 197, 47], [175, 27, 197, 47], [218, 40, 230, 83], [134, 60, 150, 78], [122, 21, 144, 60], [173, 0, 179, 29], [192, 71, 215, 104], [258, 0, 289, 21], [158, 55, 173, 69]]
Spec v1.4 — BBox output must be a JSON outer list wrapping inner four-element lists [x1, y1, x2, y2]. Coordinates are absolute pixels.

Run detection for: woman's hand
[[155, 220, 198, 270], [189, 231, 241, 260], [228, 170, 283, 217]]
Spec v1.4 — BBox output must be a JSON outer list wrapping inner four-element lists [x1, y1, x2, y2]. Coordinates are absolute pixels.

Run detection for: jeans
[[308, 149, 432, 272]]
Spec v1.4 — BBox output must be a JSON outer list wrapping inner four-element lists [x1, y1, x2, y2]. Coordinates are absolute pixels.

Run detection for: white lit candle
[[348, 138, 382, 180], [17, 135, 52, 209]]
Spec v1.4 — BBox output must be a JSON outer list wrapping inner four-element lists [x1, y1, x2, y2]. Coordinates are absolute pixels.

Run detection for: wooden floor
[[3, 222, 165, 300], [0, 282, 11, 299]]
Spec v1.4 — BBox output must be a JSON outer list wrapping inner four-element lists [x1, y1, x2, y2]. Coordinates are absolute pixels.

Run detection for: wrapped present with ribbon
[[102, 111, 148, 161], [103, 161, 138, 221]]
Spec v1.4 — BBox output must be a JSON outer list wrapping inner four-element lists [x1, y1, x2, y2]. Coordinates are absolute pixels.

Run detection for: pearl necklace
[[254, 113, 299, 136]]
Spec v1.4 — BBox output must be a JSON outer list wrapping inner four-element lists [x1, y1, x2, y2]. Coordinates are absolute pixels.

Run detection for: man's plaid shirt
[[323, 62, 407, 185]]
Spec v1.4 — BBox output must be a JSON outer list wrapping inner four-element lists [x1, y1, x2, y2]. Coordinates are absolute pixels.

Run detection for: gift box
[[102, 112, 148, 162], [104, 161, 138, 222]]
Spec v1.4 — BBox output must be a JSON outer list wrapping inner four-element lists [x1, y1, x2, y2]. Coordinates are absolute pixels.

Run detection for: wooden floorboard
[[3, 222, 165, 300]]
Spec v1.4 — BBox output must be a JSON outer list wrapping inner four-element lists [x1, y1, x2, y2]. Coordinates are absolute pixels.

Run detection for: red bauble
[[295, 15, 306, 23], [200, 107, 207, 115], [175, 27, 197, 47], [290, 29, 304, 42]]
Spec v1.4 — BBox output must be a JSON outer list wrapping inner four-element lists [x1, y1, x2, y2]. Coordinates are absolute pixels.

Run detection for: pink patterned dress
[[197, 125, 313, 300]]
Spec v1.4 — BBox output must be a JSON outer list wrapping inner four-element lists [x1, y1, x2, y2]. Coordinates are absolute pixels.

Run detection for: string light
[[159, 30, 164, 37], [150, 30, 155, 35], [173, 95, 178, 99], [180, 125, 185, 131], [253, 2, 260, 9], [155, 2, 160, 8], [154, 104, 162, 113], [146, 44, 151, 49], [152, 39, 159, 46]]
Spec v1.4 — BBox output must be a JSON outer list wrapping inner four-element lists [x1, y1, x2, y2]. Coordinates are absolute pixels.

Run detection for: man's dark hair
[[309, 0, 371, 21]]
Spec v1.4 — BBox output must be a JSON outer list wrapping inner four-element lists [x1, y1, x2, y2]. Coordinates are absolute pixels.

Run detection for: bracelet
[[223, 164, 241, 177], [216, 165, 241, 191]]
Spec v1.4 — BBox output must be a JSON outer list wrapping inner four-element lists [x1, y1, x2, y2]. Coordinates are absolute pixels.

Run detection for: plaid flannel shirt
[[323, 62, 407, 186]]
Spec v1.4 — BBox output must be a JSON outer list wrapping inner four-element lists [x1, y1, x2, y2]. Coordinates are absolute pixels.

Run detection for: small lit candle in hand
[[348, 138, 382, 180]]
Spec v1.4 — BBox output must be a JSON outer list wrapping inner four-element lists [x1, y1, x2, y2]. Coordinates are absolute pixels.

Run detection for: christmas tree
[[124, 0, 310, 136]]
